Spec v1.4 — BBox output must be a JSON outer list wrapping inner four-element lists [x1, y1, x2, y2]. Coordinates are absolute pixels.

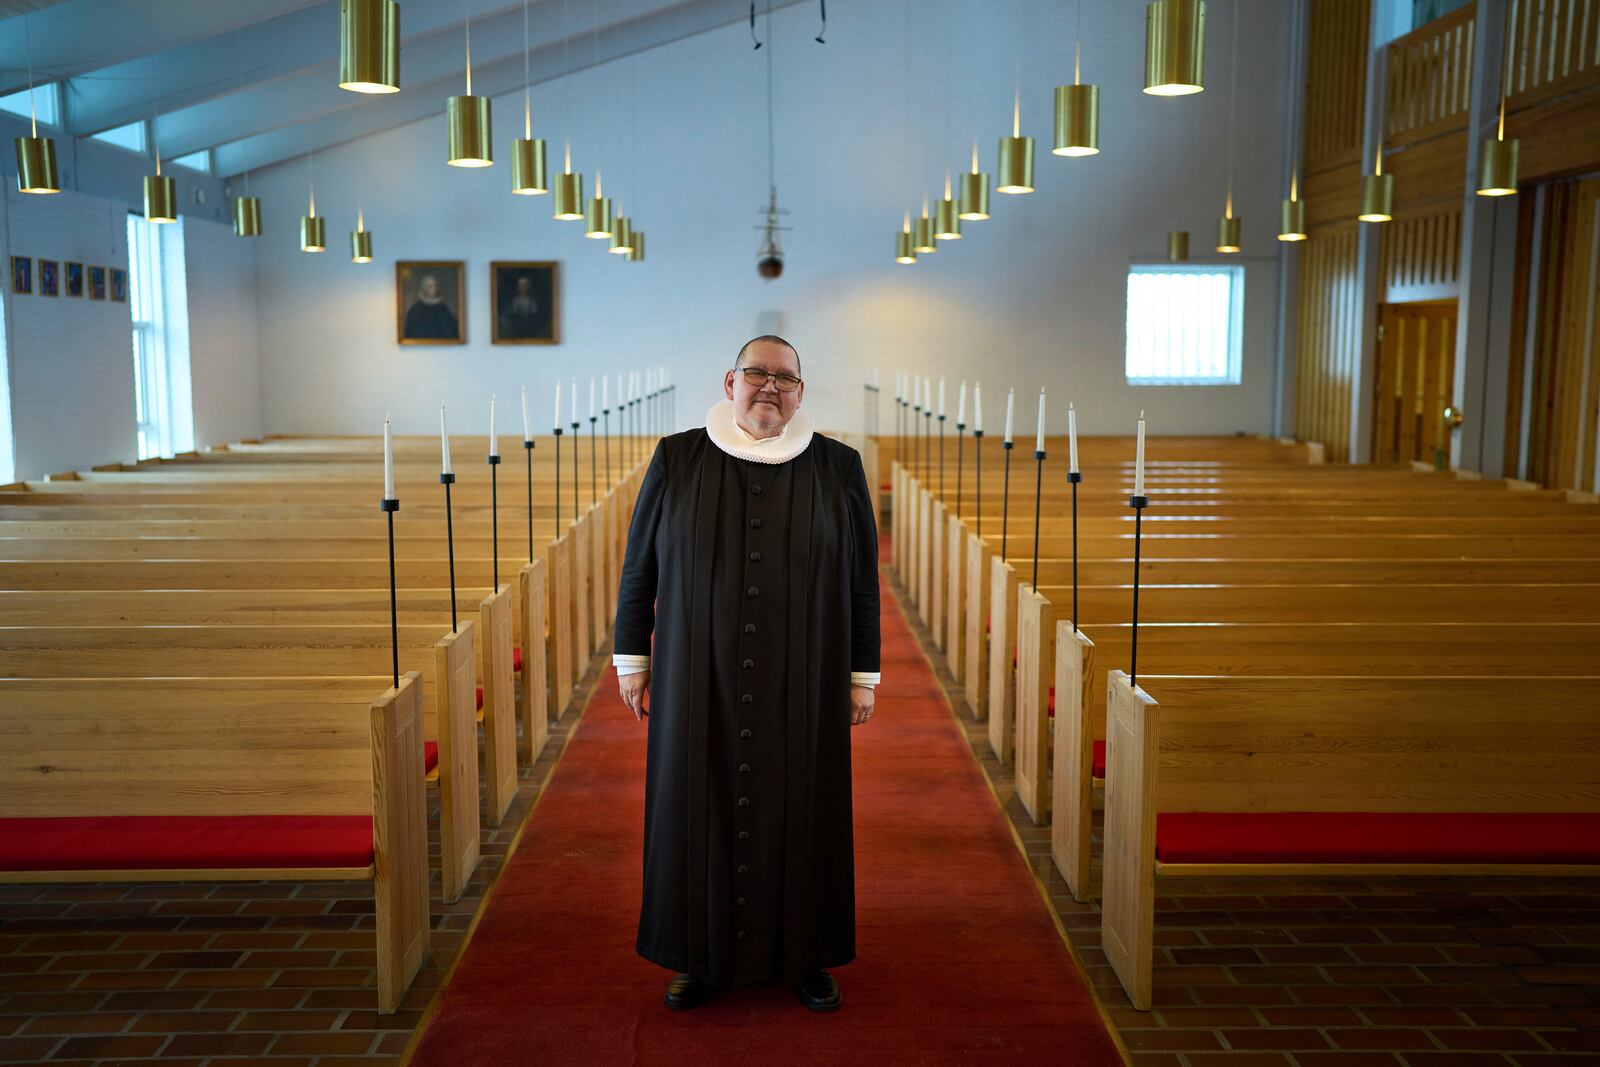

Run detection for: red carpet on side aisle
[[409, 574, 1122, 1066]]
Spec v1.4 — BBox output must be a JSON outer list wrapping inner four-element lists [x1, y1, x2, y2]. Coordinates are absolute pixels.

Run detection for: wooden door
[[1371, 301, 1458, 466]]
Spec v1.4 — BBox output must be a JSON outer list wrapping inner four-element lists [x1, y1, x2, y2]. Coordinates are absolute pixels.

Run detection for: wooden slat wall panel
[[1304, 0, 1370, 174], [1381, 207, 1464, 300], [1503, 191, 1539, 476], [1386, 4, 1477, 147], [1505, 0, 1600, 110], [1295, 224, 1363, 463]]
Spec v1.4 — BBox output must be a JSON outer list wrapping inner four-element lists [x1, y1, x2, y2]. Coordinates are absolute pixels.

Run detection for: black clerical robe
[[403, 300, 458, 340], [614, 428, 880, 987]]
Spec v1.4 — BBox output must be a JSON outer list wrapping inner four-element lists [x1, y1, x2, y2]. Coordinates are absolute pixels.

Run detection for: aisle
[[408, 576, 1122, 1065]]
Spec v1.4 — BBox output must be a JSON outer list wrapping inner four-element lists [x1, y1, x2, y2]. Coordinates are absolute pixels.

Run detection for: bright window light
[[91, 120, 147, 154], [171, 149, 211, 173], [1125, 265, 1244, 386], [0, 84, 59, 127]]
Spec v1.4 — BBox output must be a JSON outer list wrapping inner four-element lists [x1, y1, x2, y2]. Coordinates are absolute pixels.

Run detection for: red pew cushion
[[1092, 740, 1106, 780], [1156, 812, 1600, 866], [0, 815, 375, 873], [513, 647, 523, 672], [425, 741, 439, 773], [476, 686, 484, 710]]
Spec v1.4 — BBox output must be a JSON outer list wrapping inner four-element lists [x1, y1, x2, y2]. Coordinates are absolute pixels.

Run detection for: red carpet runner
[[409, 577, 1122, 1065]]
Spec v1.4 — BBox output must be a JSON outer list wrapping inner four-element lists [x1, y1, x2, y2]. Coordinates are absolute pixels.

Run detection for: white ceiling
[[2, 0, 812, 175]]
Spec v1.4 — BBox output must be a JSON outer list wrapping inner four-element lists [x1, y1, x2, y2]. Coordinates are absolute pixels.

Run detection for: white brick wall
[[184, 216, 262, 449]]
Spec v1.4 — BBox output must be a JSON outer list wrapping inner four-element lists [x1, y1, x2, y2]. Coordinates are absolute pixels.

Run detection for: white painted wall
[[245, 0, 1291, 442], [0, 187, 137, 480], [184, 216, 263, 448]]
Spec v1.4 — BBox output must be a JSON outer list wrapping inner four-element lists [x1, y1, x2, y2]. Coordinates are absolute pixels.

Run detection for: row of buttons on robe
[[735, 478, 764, 942]]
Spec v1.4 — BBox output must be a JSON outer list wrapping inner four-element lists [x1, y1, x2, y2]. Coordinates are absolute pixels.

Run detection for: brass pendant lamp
[[1358, 145, 1392, 222], [913, 197, 938, 254], [1168, 230, 1189, 262], [1145, 0, 1205, 96], [553, 143, 584, 219], [609, 213, 634, 254], [233, 194, 262, 236], [300, 155, 324, 251], [934, 172, 962, 240], [338, 0, 400, 94], [511, 0, 549, 194], [996, 88, 1035, 194], [1053, 0, 1099, 157], [1477, 74, 1518, 197], [13, 18, 58, 194], [1215, 3, 1240, 254], [1278, 174, 1306, 241], [351, 207, 373, 262], [584, 171, 614, 238], [959, 140, 991, 220], [896, 213, 917, 264], [626, 230, 645, 261], [447, 2, 493, 166], [144, 121, 176, 224]]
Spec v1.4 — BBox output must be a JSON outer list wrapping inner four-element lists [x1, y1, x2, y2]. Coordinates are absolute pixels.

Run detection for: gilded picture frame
[[395, 260, 466, 345], [490, 261, 560, 345]]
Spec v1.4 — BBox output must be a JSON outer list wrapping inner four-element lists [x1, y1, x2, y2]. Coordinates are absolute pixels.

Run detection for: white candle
[[570, 377, 577, 423], [439, 404, 452, 475], [974, 382, 984, 433], [553, 381, 561, 430], [1068, 402, 1079, 473], [488, 394, 498, 457], [521, 386, 531, 442], [912, 375, 920, 410], [938, 377, 946, 419], [383, 415, 395, 500], [957, 380, 967, 427], [1035, 389, 1046, 452], [589, 377, 596, 418], [603, 376, 609, 411], [1134, 410, 1147, 497], [1004, 388, 1015, 444]]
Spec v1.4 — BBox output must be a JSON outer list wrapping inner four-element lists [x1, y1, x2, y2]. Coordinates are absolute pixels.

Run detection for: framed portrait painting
[[10, 256, 31, 295], [65, 261, 84, 297], [39, 259, 59, 296], [110, 268, 127, 302], [395, 261, 465, 345], [490, 261, 559, 344], [88, 265, 107, 301]]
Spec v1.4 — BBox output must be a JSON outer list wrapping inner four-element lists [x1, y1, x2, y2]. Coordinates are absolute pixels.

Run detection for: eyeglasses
[[738, 367, 803, 392]]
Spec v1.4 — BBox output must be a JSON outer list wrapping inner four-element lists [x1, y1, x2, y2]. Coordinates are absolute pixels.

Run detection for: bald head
[[734, 335, 801, 377]]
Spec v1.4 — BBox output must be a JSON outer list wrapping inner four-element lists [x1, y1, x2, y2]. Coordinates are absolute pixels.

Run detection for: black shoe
[[664, 972, 715, 1011], [795, 968, 841, 1012]]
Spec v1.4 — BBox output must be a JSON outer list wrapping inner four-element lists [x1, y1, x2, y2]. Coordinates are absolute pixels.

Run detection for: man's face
[[516, 277, 532, 296], [724, 341, 803, 436]]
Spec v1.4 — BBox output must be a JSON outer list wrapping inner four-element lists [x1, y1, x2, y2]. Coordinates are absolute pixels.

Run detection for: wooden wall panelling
[[1386, 4, 1476, 147], [1503, 191, 1539, 476], [1304, 0, 1370, 173], [1504, 0, 1600, 111], [1296, 224, 1363, 462]]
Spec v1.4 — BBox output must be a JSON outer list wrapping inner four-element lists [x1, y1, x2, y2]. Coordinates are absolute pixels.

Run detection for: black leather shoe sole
[[796, 972, 842, 1013], [664, 974, 714, 1011]]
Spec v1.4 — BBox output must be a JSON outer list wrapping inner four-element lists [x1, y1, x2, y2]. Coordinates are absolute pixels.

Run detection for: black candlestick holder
[[1000, 439, 1014, 563], [603, 409, 612, 487], [524, 439, 535, 563], [1031, 449, 1046, 593], [570, 421, 580, 521], [380, 497, 400, 689], [937, 414, 946, 497], [955, 422, 965, 520], [1067, 470, 1082, 632], [487, 453, 501, 591], [973, 429, 984, 538], [440, 472, 458, 633], [1129, 493, 1148, 687], [553, 428, 563, 540], [589, 415, 598, 504]]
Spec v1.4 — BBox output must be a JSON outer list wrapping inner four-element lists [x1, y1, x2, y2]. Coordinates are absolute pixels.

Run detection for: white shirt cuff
[[851, 672, 881, 688], [614, 654, 651, 676]]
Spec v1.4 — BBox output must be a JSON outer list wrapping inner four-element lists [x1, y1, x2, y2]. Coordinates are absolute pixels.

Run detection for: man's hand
[[619, 670, 650, 720], [850, 684, 875, 727]]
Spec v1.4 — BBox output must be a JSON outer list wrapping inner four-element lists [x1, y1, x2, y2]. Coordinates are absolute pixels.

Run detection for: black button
[[740, 729, 752, 739], [749, 551, 762, 561], [749, 518, 762, 528], [744, 623, 757, 633], [741, 694, 753, 704], [751, 485, 763, 495], [737, 897, 747, 906], [737, 930, 747, 939], [739, 763, 750, 773], [738, 830, 750, 840], [738, 797, 750, 807], [742, 658, 755, 669], [747, 586, 759, 597], [737, 864, 749, 874]]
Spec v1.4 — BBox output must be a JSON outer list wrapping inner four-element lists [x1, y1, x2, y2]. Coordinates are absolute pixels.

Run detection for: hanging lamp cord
[[815, 0, 826, 43], [750, 1, 761, 48]]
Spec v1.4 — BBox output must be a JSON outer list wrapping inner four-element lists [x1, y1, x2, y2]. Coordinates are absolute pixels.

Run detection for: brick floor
[[890, 571, 1600, 1067], [0, 658, 608, 1066]]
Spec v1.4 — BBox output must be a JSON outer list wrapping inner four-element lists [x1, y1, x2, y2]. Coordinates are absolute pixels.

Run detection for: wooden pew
[[0, 674, 431, 1014], [1100, 671, 1600, 1010]]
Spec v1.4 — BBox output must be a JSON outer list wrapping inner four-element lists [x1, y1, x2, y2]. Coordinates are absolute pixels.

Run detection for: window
[[1125, 265, 1244, 386], [92, 120, 147, 154], [171, 149, 210, 173], [0, 84, 59, 127], [126, 213, 194, 461]]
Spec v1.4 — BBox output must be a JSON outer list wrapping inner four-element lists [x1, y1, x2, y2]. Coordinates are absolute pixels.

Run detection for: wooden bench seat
[[0, 674, 431, 1013], [1099, 672, 1600, 1011]]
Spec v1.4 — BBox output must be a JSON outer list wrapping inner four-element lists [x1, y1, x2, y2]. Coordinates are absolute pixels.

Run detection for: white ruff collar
[[705, 399, 814, 464]]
